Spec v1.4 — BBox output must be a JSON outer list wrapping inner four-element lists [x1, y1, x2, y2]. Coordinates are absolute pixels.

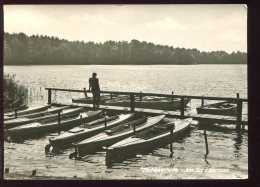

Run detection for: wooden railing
[[45, 87, 248, 131]]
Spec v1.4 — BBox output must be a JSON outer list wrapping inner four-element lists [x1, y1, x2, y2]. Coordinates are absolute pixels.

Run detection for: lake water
[[4, 65, 248, 179]]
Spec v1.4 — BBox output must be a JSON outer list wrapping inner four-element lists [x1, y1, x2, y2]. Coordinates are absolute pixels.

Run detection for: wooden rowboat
[[196, 101, 237, 116], [72, 114, 165, 157], [6, 110, 102, 140], [4, 106, 70, 121], [105, 118, 192, 162], [4, 107, 83, 129], [48, 113, 136, 150], [4, 105, 49, 117], [72, 94, 127, 104], [4, 104, 29, 113], [105, 96, 190, 111]]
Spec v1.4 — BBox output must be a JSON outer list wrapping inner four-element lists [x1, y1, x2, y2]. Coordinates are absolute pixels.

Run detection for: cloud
[[145, 17, 188, 30], [4, 9, 48, 30], [217, 29, 245, 42], [69, 14, 118, 26]]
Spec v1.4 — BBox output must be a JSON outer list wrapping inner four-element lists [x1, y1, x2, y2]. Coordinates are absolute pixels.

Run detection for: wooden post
[[236, 93, 242, 132], [80, 115, 82, 125], [83, 87, 88, 98], [140, 91, 142, 101], [170, 123, 175, 141], [181, 97, 185, 118], [32, 170, 36, 177], [130, 93, 135, 112], [203, 130, 209, 154], [236, 100, 242, 132], [58, 112, 61, 135], [242, 121, 246, 132], [15, 109, 18, 118], [45, 144, 51, 153], [48, 89, 52, 105], [171, 91, 174, 103], [169, 123, 175, 158], [104, 116, 107, 129], [133, 122, 136, 134], [105, 151, 113, 167], [201, 98, 204, 106]]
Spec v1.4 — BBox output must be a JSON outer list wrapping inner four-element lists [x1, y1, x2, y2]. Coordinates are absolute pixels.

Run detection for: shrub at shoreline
[[4, 73, 28, 110]]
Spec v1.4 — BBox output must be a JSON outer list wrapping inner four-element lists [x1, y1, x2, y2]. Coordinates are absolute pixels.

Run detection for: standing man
[[89, 72, 100, 108]]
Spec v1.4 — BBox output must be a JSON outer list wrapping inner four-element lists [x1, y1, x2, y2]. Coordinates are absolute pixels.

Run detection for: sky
[[4, 4, 247, 53]]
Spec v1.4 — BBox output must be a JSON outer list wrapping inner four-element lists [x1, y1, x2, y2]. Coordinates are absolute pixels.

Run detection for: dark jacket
[[89, 77, 100, 92]]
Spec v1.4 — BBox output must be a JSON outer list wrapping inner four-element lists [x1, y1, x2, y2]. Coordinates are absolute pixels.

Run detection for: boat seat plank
[[68, 128, 84, 133]]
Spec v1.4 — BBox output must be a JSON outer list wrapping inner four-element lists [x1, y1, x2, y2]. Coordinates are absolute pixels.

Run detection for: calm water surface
[[4, 65, 248, 179]]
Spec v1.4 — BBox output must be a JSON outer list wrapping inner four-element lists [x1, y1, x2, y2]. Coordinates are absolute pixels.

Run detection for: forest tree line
[[4, 32, 247, 65]]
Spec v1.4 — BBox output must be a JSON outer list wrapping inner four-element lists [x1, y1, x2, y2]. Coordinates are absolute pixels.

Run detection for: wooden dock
[[47, 88, 248, 131], [53, 101, 248, 126]]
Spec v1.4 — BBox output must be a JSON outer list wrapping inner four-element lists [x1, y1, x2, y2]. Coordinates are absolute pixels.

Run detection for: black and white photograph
[[3, 4, 248, 180]]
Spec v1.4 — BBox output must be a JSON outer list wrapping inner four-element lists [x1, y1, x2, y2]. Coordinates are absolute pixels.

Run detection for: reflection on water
[[169, 143, 174, 159], [204, 154, 210, 165], [233, 133, 243, 158]]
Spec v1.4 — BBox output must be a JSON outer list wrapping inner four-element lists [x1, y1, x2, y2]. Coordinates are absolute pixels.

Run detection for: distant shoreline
[[4, 32, 247, 66]]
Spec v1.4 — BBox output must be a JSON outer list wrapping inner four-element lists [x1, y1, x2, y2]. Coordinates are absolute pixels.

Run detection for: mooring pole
[[172, 91, 174, 103], [236, 100, 243, 132], [48, 89, 52, 105], [130, 93, 135, 112], [15, 109, 18, 118], [203, 130, 209, 154], [181, 97, 185, 118], [140, 91, 142, 101], [201, 98, 204, 106], [58, 112, 61, 135], [133, 122, 136, 135]]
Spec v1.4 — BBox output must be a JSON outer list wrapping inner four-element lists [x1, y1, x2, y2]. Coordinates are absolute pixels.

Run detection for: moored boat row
[[4, 99, 241, 165], [4, 104, 193, 164]]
